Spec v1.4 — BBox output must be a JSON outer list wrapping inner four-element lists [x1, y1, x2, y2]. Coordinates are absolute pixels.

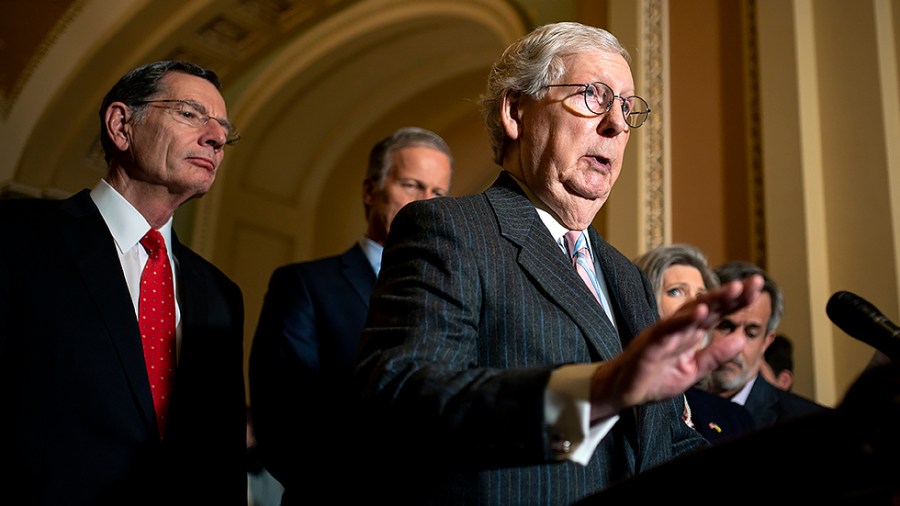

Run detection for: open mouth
[[591, 154, 610, 164], [586, 155, 612, 170]]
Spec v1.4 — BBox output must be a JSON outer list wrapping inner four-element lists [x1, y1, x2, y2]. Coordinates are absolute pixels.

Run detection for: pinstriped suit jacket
[[355, 171, 706, 505]]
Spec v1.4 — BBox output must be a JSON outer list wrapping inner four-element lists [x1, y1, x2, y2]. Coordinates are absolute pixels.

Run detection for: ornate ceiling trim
[[189, 0, 529, 254], [0, 0, 87, 119]]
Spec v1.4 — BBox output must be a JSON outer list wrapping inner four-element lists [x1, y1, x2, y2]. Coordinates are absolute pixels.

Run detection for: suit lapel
[[486, 174, 650, 469], [588, 228, 643, 346], [173, 234, 219, 392], [174, 235, 205, 341], [745, 374, 780, 425], [586, 227, 656, 462], [339, 243, 377, 306], [60, 191, 156, 431], [486, 173, 623, 361]]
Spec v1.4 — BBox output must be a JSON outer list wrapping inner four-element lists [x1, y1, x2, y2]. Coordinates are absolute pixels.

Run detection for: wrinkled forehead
[[727, 293, 773, 328], [158, 72, 228, 117], [560, 50, 634, 92]]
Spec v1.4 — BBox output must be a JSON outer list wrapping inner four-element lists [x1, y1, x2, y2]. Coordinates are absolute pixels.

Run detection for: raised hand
[[589, 275, 764, 421]]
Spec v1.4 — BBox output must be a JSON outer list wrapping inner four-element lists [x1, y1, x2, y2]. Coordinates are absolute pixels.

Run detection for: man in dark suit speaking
[[249, 127, 452, 504], [0, 61, 246, 505], [353, 22, 764, 504]]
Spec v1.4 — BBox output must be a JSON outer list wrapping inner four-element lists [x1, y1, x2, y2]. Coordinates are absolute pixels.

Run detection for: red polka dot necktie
[[139, 229, 176, 438]]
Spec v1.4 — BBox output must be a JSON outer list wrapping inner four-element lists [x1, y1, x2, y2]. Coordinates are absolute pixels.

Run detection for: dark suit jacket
[[743, 372, 830, 428], [0, 190, 246, 506], [354, 172, 707, 504], [684, 387, 755, 443], [248, 244, 376, 502]]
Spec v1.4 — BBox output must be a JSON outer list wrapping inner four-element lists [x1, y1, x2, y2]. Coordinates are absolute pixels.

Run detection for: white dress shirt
[[90, 179, 183, 359], [729, 374, 757, 406], [504, 172, 618, 465], [359, 235, 383, 276]]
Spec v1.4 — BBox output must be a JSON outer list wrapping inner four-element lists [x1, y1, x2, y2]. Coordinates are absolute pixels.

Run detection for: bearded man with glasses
[[0, 60, 246, 506]]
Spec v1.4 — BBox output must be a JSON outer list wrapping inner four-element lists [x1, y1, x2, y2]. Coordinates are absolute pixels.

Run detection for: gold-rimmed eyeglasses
[[133, 99, 241, 145], [544, 82, 651, 128]]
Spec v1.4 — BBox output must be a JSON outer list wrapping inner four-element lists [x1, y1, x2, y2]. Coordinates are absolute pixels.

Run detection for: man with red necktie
[[0, 60, 246, 505]]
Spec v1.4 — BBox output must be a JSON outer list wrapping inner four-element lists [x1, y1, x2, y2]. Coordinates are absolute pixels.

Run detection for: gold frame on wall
[[639, 0, 765, 262], [642, 0, 666, 251], [742, 0, 767, 269]]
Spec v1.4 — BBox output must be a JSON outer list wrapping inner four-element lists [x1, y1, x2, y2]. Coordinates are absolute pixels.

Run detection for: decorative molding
[[0, 0, 87, 119], [0, 182, 40, 199], [742, 0, 766, 268], [643, 0, 666, 250], [0, 181, 69, 200], [163, 0, 357, 82]]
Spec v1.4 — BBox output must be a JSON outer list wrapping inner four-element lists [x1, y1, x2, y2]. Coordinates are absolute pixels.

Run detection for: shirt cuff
[[545, 362, 619, 466]]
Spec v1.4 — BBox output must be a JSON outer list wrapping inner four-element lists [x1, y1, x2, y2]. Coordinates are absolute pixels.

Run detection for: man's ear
[[362, 178, 376, 207], [105, 102, 132, 152], [762, 332, 776, 351], [500, 91, 523, 141], [775, 370, 794, 391]]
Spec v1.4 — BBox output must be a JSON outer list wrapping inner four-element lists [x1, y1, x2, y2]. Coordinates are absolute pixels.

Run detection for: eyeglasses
[[133, 99, 241, 145], [544, 82, 651, 128]]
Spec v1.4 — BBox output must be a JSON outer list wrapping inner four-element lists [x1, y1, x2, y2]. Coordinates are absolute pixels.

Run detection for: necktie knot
[[564, 230, 602, 306], [141, 229, 164, 256], [564, 230, 586, 262]]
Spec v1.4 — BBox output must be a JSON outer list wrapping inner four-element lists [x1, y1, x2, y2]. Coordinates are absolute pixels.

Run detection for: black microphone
[[826, 291, 900, 360]]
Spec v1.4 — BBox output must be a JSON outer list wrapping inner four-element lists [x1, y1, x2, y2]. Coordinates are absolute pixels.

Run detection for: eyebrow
[[182, 98, 236, 132]]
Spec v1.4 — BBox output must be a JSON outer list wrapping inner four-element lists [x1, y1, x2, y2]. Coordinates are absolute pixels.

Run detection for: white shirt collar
[[504, 171, 592, 255], [504, 171, 614, 327], [729, 373, 758, 406], [89, 179, 174, 256], [359, 235, 383, 276]]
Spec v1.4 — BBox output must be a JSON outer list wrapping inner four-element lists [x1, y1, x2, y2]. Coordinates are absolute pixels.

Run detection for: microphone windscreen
[[826, 291, 900, 360]]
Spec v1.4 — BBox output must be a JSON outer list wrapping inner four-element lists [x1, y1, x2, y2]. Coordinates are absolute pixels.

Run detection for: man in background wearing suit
[[700, 261, 829, 428], [353, 21, 764, 504], [0, 61, 246, 505], [633, 243, 756, 444], [760, 333, 795, 391], [249, 126, 452, 504]]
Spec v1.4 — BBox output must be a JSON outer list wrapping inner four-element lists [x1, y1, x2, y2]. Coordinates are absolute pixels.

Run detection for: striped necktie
[[564, 230, 602, 305]]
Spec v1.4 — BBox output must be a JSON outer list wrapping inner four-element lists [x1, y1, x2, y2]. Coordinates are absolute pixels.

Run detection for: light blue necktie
[[564, 230, 602, 305]]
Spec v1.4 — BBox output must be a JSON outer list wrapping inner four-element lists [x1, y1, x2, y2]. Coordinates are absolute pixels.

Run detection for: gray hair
[[364, 126, 453, 216], [366, 127, 453, 185], [715, 261, 784, 335], [99, 60, 221, 163], [634, 243, 720, 316], [477, 21, 631, 165]]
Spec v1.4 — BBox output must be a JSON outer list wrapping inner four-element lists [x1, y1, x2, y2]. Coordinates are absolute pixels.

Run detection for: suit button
[[551, 439, 572, 454]]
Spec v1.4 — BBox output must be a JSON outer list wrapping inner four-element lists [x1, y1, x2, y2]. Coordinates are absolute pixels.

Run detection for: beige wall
[[3, 0, 898, 406]]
